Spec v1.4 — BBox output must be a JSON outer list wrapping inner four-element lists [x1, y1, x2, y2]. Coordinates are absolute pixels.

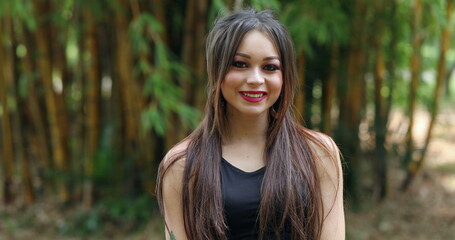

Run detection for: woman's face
[[221, 30, 283, 118]]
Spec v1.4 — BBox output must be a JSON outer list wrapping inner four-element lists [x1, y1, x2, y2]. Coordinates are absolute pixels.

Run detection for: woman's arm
[[161, 143, 189, 240], [314, 134, 346, 240]]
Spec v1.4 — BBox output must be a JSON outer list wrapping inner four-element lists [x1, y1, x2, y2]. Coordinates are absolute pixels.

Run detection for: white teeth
[[242, 93, 264, 98]]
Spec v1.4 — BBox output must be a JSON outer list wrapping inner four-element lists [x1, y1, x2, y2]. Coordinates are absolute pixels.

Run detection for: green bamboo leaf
[[143, 72, 160, 96], [142, 13, 163, 33], [178, 105, 201, 129], [156, 42, 170, 69], [142, 106, 167, 136], [129, 19, 150, 54]]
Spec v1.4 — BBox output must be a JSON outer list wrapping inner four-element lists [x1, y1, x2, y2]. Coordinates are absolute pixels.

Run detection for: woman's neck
[[224, 110, 269, 144], [221, 109, 269, 171]]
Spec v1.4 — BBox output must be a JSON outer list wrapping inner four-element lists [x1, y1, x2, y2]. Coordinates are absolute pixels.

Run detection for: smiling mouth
[[239, 91, 267, 103], [241, 92, 265, 98]]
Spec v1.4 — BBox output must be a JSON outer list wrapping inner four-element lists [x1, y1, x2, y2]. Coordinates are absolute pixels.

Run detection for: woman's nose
[[246, 68, 264, 85]]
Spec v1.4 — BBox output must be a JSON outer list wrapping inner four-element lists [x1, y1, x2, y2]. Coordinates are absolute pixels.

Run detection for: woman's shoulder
[[300, 128, 338, 154], [302, 129, 342, 180], [302, 131, 345, 237], [159, 139, 191, 197], [162, 139, 190, 171]]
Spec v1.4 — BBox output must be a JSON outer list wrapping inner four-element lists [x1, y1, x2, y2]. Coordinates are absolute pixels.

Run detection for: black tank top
[[221, 158, 293, 239], [221, 158, 265, 239]]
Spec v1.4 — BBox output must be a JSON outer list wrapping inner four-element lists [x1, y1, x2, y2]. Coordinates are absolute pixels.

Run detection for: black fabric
[[221, 158, 295, 239], [221, 158, 265, 239]]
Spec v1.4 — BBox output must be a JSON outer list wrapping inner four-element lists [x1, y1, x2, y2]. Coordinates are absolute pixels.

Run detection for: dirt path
[[347, 108, 455, 240]]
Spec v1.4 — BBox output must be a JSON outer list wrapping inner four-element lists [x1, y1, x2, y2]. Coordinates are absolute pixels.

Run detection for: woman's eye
[[232, 61, 247, 68], [264, 64, 280, 71]]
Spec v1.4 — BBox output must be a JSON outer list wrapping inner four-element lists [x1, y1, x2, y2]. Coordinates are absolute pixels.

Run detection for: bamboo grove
[[0, 0, 454, 209]]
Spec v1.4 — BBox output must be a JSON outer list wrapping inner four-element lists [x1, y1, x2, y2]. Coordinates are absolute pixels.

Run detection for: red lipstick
[[239, 91, 267, 103]]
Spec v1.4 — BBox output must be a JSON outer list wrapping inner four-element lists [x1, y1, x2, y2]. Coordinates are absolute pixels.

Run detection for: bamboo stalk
[[22, 28, 52, 174], [32, 0, 70, 203], [194, 0, 209, 111], [181, 0, 196, 106], [9, 21, 36, 204], [0, 17, 15, 205], [373, 24, 387, 200], [402, 0, 423, 170], [115, 0, 145, 195], [83, 9, 101, 208], [402, 0, 453, 191], [295, 51, 306, 124], [321, 44, 338, 134], [338, 0, 367, 205]]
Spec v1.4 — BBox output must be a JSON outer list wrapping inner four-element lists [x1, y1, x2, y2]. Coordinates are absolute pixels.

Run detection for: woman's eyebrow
[[235, 53, 251, 59], [263, 56, 280, 61], [235, 53, 280, 61]]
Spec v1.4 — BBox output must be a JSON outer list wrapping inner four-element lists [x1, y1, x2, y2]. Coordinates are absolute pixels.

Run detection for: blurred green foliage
[[0, 0, 454, 238], [58, 195, 157, 237]]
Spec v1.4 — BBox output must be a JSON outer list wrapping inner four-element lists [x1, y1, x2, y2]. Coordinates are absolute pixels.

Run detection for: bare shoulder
[[305, 132, 345, 239], [160, 139, 191, 240], [306, 131, 339, 159], [305, 130, 342, 181], [162, 139, 190, 171], [160, 139, 191, 194], [305, 130, 345, 239]]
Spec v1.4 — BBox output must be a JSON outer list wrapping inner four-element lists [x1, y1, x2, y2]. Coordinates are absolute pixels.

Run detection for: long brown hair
[[157, 9, 338, 240]]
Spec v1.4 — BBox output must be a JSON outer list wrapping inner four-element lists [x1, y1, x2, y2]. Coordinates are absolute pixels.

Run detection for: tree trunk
[[14, 96, 36, 204], [82, 9, 101, 208], [180, 0, 209, 109], [402, 0, 453, 191], [0, 17, 15, 205], [151, 1, 169, 49], [181, 0, 197, 105], [193, 0, 209, 111], [169, 0, 208, 148], [385, 0, 398, 124], [52, 31, 71, 182], [115, 0, 144, 195], [372, 0, 399, 200], [153, 0, 180, 150], [338, 0, 367, 205], [373, 28, 387, 200], [22, 27, 52, 181], [33, 0, 70, 203], [295, 52, 306, 125], [10, 22, 35, 204], [115, 0, 141, 144], [132, 0, 161, 193], [71, 0, 86, 201], [321, 44, 338, 134], [402, 0, 423, 170], [304, 68, 315, 129], [14, 106, 36, 205]]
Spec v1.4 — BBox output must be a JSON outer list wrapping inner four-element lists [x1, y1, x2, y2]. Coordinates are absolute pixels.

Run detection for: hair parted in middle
[[205, 9, 298, 139], [156, 9, 335, 240]]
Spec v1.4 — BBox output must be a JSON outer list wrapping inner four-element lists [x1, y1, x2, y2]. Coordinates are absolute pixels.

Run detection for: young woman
[[156, 9, 345, 240]]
